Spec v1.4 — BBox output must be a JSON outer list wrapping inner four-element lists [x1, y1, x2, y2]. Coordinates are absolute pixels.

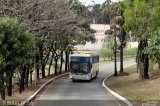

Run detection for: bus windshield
[[70, 62, 90, 74], [70, 57, 90, 74]]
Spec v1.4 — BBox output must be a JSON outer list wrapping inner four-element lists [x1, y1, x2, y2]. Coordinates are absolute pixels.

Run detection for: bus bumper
[[69, 74, 91, 80]]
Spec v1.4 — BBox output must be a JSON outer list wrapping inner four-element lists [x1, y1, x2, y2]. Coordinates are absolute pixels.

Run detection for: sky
[[79, 0, 122, 6]]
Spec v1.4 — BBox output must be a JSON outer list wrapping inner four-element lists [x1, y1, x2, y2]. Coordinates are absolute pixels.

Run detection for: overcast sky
[[79, 0, 122, 6]]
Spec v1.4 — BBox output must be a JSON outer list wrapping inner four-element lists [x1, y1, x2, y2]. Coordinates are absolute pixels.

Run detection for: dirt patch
[[119, 72, 130, 76]]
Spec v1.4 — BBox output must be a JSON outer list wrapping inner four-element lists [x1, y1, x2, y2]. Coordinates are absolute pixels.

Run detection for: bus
[[69, 53, 99, 81]]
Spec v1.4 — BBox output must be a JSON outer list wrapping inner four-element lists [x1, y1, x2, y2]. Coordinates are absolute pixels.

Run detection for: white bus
[[69, 53, 99, 81]]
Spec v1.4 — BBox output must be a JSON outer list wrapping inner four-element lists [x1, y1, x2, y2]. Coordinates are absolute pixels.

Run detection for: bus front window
[[70, 62, 79, 72], [70, 62, 90, 74], [79, 63, 89, 74]]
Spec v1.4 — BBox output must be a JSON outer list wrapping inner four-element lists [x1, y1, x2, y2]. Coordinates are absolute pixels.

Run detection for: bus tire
[[90, 74, 92, 80], [72, 79, 76, 82], [95, 71, 98, 78]]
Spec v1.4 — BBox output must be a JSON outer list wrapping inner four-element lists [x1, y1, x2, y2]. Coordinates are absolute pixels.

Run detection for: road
[[33, 59, 136, 106]]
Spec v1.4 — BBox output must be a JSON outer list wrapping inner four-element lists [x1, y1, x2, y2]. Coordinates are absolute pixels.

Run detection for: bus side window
[[92, 57, 95, 63]]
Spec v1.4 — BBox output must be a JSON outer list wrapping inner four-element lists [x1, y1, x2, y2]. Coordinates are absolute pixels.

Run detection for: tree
[[145, 29, 160, 66], [0, 0, 96, 98], [0, 0, 80, 78], [0, 17, 34, 99], [144, 0, 160, 66], [104, 3, 125, 76], [102, 0, 112, 24], [85, 0, 111, 24], [60, 0, 96, 72], [100, 33, 114, 60], [122, 0, 158, 79], [112, 3, 126, 75]]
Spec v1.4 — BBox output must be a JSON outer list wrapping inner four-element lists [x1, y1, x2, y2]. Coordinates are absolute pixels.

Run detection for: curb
[[20, 73, 69, 106], [102, 63, 137, 106]]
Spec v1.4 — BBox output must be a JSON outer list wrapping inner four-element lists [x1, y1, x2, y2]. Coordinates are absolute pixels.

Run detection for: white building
[[75, 24, 110, 51], [126, 42, 138, 48]]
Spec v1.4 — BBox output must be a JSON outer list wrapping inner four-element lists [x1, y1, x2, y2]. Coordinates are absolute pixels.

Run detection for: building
[[126, 42, 138, 48], [75, 24, 110, 51]]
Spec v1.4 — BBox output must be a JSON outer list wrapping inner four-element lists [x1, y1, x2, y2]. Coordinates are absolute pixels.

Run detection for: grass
[[98, 48, 137, 62], [105, 65, 160, 106], [99, 57, 111, 62], [123, 48, 137, 58]]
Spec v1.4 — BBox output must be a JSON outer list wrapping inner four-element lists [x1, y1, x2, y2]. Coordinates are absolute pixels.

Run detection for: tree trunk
[[143, 40, 149, 79], [59, 51, 63, 73], [0, 75, 5, 100], [19, 66, 26, 94], [6, 66, 14, 96], [138, 39, 149, 79], [144, 54, 149, 79], [35, 55, 40, 80], [65, 51, 69, 72], [25, 67, 29, 88], [39, 44, 45, 78], [48, 54, 54, 76], [30, 71, 33, 85], [114, 35, 118, 76], [54, 56, 58, 75], [1, 87, 5, 100], [120, 44, 123, 74], [41, 64, 45, 78], [7, 77, 13, 96]]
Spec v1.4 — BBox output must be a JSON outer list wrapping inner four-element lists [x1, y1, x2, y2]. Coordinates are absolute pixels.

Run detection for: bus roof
[[69, 53, 99, 57]]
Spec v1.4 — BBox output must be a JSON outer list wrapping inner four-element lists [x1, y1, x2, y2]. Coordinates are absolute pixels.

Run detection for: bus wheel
[[90, 74, 92, 80], [72, 79, 76, 82], [95, 71, 98, 78]]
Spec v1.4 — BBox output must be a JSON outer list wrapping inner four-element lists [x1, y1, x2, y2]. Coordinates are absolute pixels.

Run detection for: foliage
[[86, 0, 111, 24], [70, 0, 88, 18], [0, 0, 98, 99], [122, 0, 160, 79], [123, 0, 151, 38], [103, 37, 114, 49], [0, 17, 34, 98], [0, 17, 34, 67], [104, 2, 127, 75], [145, 29, 160, 64]]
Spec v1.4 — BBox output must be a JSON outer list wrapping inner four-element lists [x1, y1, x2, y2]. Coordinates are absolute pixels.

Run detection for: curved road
[[34, 59, 135, 106]]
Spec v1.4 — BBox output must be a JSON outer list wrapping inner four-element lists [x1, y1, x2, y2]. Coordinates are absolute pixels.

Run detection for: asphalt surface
[[33, 59, 136, 106]]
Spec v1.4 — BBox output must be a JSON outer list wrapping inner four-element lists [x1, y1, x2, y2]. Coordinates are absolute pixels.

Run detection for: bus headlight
[[69, 75, 73, 79], [86, 75, 90, 79]]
